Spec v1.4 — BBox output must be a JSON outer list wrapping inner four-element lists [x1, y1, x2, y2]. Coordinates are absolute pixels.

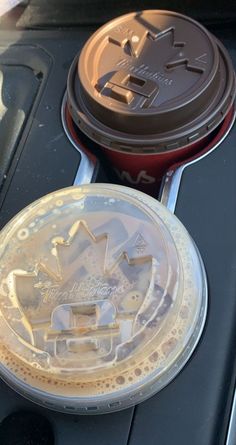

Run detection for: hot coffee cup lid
[[67, 10, 235, 153]]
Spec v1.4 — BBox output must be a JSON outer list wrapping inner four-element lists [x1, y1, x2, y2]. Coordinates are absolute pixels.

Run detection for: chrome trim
[[61, 92, 97, 185], [160, 109, 236, 213], [62, 90, 236, 429], [160, 108, 236, 445], [226, 390, 236, 445]]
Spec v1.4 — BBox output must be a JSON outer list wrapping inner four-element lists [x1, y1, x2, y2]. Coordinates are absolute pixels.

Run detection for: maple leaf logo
[[100, 16, 207, 111], [108, 14, 206, 73], [0, 220, 171, 371]]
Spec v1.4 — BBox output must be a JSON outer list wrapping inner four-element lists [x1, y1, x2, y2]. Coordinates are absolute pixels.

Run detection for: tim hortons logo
[[103, 26, 207, 109], [109, 24, 207, 73], [0, 220, 160, 370], [116, 59, 173, 86]]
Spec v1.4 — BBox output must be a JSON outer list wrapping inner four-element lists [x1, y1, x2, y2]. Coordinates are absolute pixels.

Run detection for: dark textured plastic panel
[[0, 29, 133, 445], [0, 25, 235, 445], [128, 29, 236, 445], [0, 64, 39, 184]]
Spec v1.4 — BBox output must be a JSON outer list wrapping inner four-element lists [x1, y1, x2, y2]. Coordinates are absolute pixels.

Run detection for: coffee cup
[[67, 10, 235, 195], [0, 184, 207, 413]]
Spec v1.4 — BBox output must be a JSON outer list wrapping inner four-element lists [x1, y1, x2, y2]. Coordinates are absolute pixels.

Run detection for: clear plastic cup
[[0, 184, 207, 413]]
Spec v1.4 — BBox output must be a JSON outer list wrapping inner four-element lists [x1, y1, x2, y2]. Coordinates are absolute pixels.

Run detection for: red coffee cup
[[67, 10, 235, 195]]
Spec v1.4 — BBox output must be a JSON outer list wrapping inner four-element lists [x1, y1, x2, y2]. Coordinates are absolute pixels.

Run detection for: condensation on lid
[[0, 185, 183, 379], [0, 184, 206, 404]]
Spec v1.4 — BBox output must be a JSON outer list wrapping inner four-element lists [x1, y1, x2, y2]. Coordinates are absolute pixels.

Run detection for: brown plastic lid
[[67, 10, 235, 153]]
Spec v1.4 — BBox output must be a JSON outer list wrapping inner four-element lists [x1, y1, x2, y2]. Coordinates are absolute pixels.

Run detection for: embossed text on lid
[[0, 184, 207, 413], [67, 10, 235, 152], [0, 186, 181, 379]]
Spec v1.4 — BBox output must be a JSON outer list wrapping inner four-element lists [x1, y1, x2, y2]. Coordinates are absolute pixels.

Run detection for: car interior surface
[[0, 1, 236, 445]]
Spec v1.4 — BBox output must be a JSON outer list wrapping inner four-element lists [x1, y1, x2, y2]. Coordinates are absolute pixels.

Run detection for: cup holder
[[0, 411, 54, 445]]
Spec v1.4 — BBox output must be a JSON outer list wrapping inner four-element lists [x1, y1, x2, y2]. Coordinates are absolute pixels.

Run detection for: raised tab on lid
[[77, 10, 218, 132], [0, 185, 182, 380], [0, 184, 207, 412], [67, 10, 235, 153]]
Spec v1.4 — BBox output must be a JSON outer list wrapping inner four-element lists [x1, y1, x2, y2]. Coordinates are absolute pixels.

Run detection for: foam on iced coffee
[[0, 185, 207, 412]]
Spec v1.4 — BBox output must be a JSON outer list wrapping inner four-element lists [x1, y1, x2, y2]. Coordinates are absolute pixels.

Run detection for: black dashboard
[[0, 13, 236, 445]]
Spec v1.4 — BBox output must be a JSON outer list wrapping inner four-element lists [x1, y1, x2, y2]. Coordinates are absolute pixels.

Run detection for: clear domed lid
[[0, 184, 205, 389]]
